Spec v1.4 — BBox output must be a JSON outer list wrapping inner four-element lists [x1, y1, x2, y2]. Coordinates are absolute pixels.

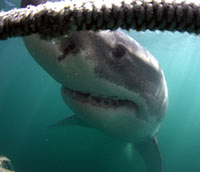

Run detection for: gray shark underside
[[21, 1, 168, 172], [52, 114, 163, 172]]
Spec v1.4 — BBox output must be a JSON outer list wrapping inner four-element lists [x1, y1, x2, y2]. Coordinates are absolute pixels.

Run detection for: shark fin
[[133, 137, 162, 172], [49, 114, 93, 128]]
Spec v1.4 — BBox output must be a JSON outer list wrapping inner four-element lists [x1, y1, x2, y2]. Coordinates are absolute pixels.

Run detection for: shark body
[[21, 1, 168, 171]]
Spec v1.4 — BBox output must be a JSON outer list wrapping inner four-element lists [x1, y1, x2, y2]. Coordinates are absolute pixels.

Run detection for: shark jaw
[[62, 86, 140, 111], [61, 85, 158, 141]]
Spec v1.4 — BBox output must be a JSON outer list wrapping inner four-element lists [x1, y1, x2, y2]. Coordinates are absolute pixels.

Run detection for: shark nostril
[[57, 42, 76, 62], [65, 42, 75, 53], [57, 55, 65, 62], [63, 42, 76, 56]]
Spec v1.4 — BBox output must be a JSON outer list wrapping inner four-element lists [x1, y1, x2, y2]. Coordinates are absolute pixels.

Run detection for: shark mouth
[[63, 86, 139, 111]]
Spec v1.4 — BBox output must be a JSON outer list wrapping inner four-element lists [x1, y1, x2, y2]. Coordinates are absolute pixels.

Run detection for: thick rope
[[0, 0, 200, 40]]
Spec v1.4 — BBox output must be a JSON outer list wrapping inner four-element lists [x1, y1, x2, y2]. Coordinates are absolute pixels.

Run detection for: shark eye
[[112, 44, 126, 59]]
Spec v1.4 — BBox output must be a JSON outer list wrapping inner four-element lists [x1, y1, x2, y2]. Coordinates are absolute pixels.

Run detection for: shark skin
[[21, 1, 168, 171]]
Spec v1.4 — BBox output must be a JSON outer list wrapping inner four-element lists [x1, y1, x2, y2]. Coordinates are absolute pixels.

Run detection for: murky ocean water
[[1, 1, 200, 172]]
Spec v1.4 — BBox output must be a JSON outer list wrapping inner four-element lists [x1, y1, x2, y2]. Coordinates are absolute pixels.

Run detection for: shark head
[[21, 1, 168, 170], [23, 29, 168, 141]]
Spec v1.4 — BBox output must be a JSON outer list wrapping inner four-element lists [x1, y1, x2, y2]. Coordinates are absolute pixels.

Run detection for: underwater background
[[1, 0, 200, 172]]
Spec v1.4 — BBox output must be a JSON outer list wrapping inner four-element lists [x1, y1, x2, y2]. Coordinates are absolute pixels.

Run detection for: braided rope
[[0, 0, 200, 40]]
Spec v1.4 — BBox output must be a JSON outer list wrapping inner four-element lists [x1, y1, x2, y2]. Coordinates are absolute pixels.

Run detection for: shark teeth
[[65, 87, 139, 110]]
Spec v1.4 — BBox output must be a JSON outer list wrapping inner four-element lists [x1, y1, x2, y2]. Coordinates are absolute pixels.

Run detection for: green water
[[1, 1, 200, 172]]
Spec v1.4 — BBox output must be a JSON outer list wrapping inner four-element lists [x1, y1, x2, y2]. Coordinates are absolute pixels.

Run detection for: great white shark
[[21, 0, 168, 171]]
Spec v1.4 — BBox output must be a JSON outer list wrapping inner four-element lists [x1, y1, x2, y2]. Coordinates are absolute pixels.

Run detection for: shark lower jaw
[[62, 86, 139, 111]]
